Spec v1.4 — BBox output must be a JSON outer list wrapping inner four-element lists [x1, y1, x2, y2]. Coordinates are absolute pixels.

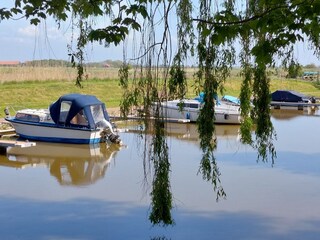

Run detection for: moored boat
[[5, 93, 121, 144], [153, 94, 241, 124], [270, 90, 319, 111]]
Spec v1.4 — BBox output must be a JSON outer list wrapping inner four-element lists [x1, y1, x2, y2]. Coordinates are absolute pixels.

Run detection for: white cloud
[[18, 25, 38, 37], [17, 22, 68, 42], [46, 26, 66, 40]]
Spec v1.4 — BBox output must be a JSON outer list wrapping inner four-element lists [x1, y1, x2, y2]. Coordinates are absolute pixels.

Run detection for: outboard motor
[[97, 119, 122, 144], [310, 96, 316, 104]]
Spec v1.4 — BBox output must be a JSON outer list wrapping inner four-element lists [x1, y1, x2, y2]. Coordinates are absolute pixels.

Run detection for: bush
[[286, 60, 302, 79]]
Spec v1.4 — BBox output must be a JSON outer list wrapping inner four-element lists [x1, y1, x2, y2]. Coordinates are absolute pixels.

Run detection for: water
[[0, 109, 320, 239]]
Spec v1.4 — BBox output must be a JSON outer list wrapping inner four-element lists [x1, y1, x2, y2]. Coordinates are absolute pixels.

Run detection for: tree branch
[[192, 0, 312, 27]]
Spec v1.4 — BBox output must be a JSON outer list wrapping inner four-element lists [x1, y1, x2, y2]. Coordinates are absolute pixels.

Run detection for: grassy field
[[0, 66, 320, 118]]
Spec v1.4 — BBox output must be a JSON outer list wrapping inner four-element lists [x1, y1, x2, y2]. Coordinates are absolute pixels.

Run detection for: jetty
[[0, 139, 36, 154], [270, 101, 320, 110], [0, 119, 36, 154]]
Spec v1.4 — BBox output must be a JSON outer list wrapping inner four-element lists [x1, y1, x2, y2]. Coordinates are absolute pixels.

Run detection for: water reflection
[[1, 142, 121, 186], [1, 110, 320, 238], [117, 121, 244, 224], [118, 120, 241, 142], [271, 108, 320, 120]]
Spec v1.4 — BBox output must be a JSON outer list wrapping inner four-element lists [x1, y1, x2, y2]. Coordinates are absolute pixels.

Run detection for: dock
[[270, 101, 320, 110], [0, 139, 36, 154], [110, 115, 191, 123]]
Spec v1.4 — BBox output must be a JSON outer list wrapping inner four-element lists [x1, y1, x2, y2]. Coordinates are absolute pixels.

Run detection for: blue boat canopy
[[49, 93, 110, 129], [194, 92, 220, 105], [222, 95, 240, 105], [271, 90, 309, 103]]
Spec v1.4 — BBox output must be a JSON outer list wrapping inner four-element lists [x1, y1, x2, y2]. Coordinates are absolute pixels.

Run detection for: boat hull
[[7, 120, 102, 144]]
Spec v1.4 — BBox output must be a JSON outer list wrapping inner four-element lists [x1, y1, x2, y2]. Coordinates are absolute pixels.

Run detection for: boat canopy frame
[[49, 93, 110, 129]]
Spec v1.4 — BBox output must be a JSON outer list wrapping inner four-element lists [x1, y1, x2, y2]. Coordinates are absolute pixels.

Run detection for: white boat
[[153, 95, 241, 124], [5, 93, 121, 144]]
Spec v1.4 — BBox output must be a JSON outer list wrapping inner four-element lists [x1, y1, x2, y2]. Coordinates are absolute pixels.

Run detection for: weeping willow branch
[[68, 16, 89, 88], [192, 0, 313, 27], [149, 116, 173, 226], [252, 65, 277, 163]]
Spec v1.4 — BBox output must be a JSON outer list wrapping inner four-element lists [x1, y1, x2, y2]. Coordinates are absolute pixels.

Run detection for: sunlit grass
[[0, 79, 122, 117]]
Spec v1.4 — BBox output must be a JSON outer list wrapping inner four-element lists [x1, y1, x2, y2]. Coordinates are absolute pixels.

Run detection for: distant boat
[[6, 93, 121, 144], [153, 93, 241, 124], [270, 90, 318, 111]]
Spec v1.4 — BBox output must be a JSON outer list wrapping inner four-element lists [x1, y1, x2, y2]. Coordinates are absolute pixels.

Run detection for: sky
[[1, 17, 125, 63], [1, 3, 320, 66]]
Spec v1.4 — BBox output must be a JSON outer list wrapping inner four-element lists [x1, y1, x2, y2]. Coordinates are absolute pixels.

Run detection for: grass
[[0, 79, 122, 117], [1, 66, 320, 118]]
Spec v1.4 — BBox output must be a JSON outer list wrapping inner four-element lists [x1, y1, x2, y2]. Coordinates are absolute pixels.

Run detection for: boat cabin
[[49, 93, 110, 129]]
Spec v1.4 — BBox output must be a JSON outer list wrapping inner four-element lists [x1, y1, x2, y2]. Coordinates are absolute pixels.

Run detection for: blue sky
[[1, 17, 125, 62], [1, 3, 319, 66]]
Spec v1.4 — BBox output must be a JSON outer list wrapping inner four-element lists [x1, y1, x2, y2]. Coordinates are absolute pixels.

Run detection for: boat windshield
[[178, 102, 200, 109], [15, 113, 40, 122], [59, 101, 72, 123], [90, 105, 105, 124]]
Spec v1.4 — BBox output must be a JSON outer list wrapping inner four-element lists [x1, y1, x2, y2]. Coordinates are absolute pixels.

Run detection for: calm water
[[0, 109, 320, 240]]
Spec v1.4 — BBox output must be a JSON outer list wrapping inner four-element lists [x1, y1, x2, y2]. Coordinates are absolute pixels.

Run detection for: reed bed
[[0, 66, 120, 82]]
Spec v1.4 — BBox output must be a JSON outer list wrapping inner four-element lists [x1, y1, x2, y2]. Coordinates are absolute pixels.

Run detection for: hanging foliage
[[3, 0, 320, 226], [149, 117, 173, 226]]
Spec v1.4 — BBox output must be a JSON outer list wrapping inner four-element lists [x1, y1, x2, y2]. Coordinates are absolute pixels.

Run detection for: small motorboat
[[270, 90, 318, 111], [5, 93, 121, 144]]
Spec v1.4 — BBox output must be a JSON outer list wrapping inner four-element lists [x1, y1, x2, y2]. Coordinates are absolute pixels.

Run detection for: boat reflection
[[0, 142, 121, 186], [271, 108, 320, 120], [117, 121, 241, 142], [164, 122, 241, 141]]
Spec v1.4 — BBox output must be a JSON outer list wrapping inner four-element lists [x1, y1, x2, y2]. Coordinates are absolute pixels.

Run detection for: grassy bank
[[0, 79, 122, 118], [1, 66, 320, 118]]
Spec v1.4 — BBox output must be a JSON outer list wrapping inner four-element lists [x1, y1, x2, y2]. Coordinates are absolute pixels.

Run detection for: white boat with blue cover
[[154, 93, 241, 124], [6, 93, 120, 144]]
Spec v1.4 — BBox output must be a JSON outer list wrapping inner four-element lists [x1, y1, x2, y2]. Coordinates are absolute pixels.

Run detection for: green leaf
[[0, 8, 12, 20], [37, 12, 46, 19], [10, 7, 22, 15], [131, 22, 141, 31], [30, 18, 41, 25]]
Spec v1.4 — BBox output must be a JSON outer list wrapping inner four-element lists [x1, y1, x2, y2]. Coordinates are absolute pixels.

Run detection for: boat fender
[[186, 112, 190, 120], [224, 114, 229, 120]]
